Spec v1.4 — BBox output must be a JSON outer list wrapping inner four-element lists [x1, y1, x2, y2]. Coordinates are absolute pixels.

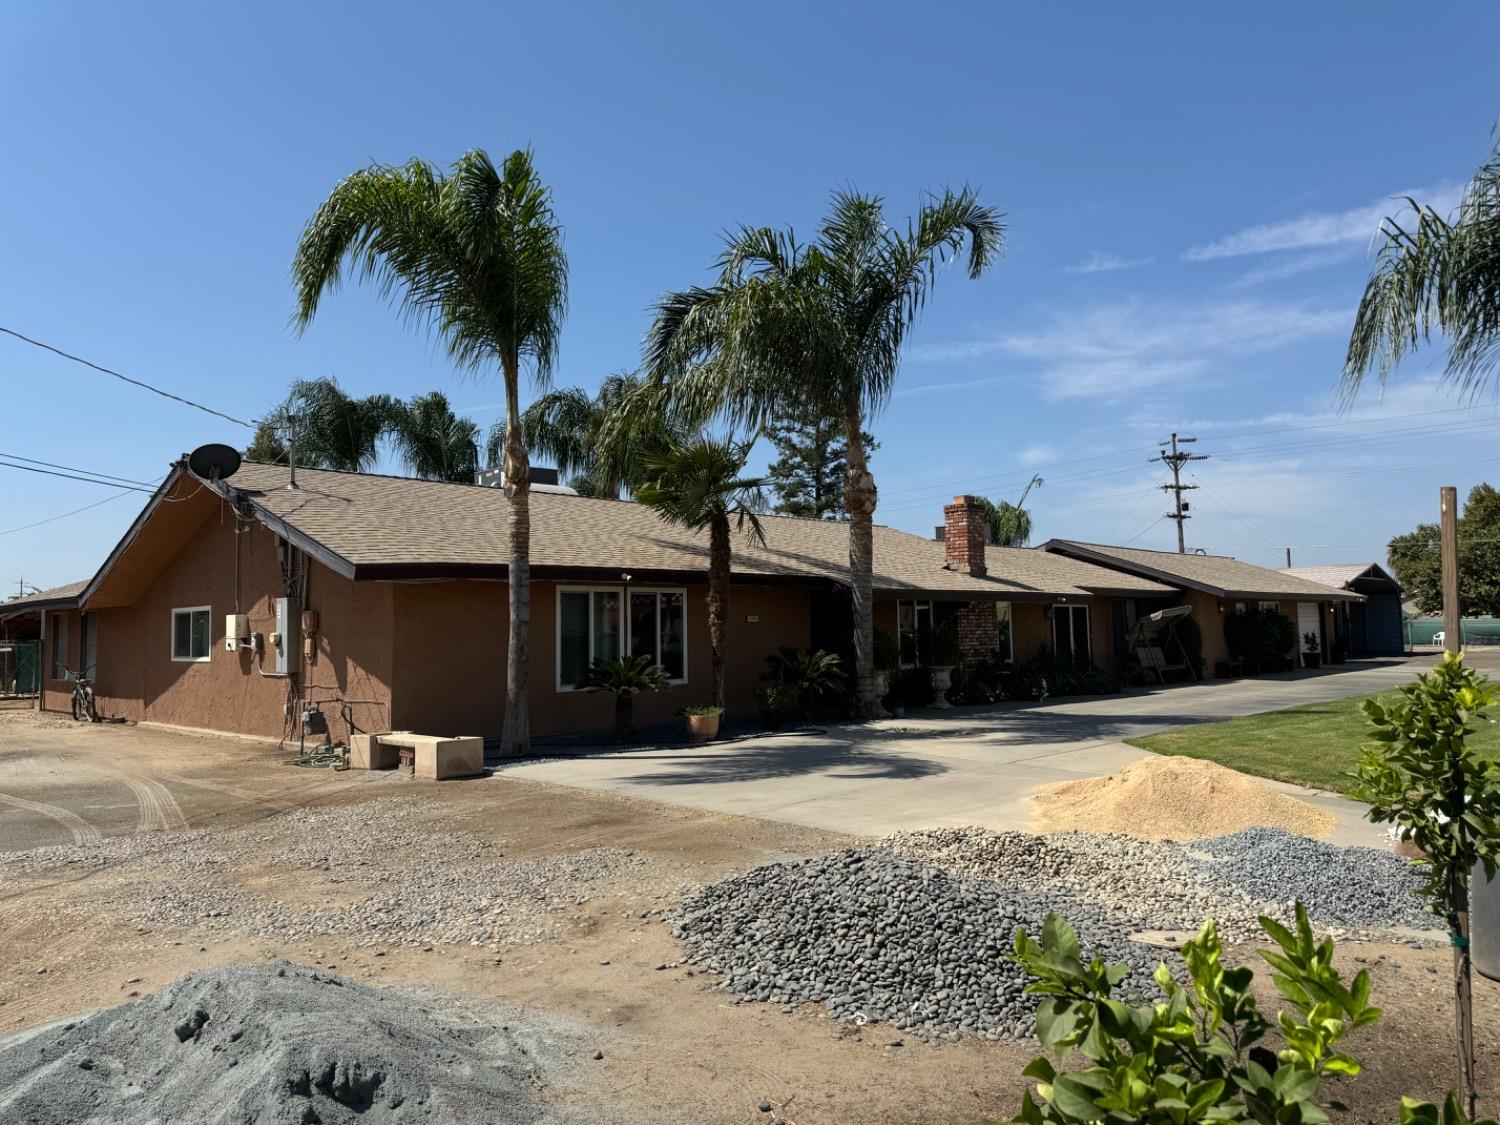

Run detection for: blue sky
[[4, 1, 1500, 591]]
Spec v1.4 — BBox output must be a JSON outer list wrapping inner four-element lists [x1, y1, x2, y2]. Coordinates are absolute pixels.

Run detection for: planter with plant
[[925, 622, 961, 709], [681, 705, 724, 742], [585, 655, 669, 743], [1303, 630, 1322, 669]]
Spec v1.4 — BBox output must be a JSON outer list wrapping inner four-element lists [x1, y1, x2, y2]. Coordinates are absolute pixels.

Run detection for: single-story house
[[1280, 563, 1404, 657], [1039, 540, 1363, 670], [28, 457, 1365, 743], [33, 459, 1181, 742]]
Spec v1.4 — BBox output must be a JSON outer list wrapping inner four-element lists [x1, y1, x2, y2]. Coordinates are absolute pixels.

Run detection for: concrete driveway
[[499, 658, 1436, 842]]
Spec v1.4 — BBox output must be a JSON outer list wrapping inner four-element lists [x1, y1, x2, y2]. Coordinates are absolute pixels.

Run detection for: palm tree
[[644, 188, 1003, 715], [978, 475, 1042, 547], [247, 376, 397, 472], [500, 371, 684, 498], [391, 391, 481, 482], [635, 436, 766, 709], [1344, 135, 1500, 400], [292, 148, 568, 757], [586, 654, 670, 742]]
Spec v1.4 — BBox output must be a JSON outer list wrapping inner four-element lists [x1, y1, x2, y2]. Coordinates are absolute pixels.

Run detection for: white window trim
[[171, 605, 212, 663], [898, 599, 934, 668], [555, 586, 688, 692]]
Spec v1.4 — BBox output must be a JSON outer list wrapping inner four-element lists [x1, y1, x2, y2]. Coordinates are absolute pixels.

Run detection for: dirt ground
[[2, 709, 1497, 1123]]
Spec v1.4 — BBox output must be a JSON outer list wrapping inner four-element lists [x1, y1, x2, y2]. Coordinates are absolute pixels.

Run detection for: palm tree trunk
[[843, 411, 878, 718], [499, 359, 531, 758], [709, 518, 731, 709]]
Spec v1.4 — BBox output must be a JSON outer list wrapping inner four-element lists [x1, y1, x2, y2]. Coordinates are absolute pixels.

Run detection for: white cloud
[[905, 298, 1349, 401], [1014, 443, 1057, 466], [1182, 182, 1465, 262], [1064, 252, 1155, 274], [1227, 247, 1360, 288]]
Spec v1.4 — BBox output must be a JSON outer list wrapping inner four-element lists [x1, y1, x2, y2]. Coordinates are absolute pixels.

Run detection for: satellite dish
[[188, 443, 242, 482]]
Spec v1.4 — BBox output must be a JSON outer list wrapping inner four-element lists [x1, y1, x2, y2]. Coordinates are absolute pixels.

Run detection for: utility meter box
[[273, 597, 296, 676], [225, 614, 250, 651]]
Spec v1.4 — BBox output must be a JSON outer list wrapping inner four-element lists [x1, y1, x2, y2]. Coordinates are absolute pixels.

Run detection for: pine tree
[[764, 415, 876, 520]]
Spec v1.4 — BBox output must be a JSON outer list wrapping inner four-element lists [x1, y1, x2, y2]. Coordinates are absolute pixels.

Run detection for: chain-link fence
[[0, 640, 41, 697]]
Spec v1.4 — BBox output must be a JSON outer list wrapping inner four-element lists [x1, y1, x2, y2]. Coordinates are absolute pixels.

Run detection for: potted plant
[[754, 683, 797, 730], [681, 705, 723, 741], [925, 622, 961, 709], [873, 629, 900, 716], [1302, 631, 1322, 670], [585, 655, 669, 743]]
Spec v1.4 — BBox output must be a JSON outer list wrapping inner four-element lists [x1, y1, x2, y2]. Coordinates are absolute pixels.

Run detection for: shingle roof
[[1041, 540, 1364, 600], [221, 463, 1175, 600], [1281, 563, 1399, 592], [0, 579, 86, 615]]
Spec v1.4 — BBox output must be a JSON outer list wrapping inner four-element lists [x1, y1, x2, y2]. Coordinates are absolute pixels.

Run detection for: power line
[[0, 457, 156, 492], [0, 489, 138, 536], [1156, 432, 1208, 553], [0, 326, 256, 429], [0, 452, 157, 489]]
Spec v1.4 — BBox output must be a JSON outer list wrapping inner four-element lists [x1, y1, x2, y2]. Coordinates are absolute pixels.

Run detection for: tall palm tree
[[1344, 135, 1500, 399], [644, 188, 1003, 715], [392, 391, 481, 482], [292, 148, 568, 757], [247, 376, 398, 473], [978, 475, 1042, 547], [635, 436, 766, 709], [499, 371, 684, 498]]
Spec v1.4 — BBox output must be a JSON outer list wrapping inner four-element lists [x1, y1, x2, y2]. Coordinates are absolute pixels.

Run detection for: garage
[[1281, 563, 1405, 657]]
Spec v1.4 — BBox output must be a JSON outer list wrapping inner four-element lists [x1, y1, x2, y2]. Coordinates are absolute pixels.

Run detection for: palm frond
[[1344, 138, 1500, 400]]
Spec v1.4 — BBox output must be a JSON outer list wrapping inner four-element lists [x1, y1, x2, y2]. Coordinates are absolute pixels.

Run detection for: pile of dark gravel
[[0, 962, 571, 1125], [1190, 827, 1431, 931], [674, 828, 1434, 1043], [672, 848, 1169, 1043]]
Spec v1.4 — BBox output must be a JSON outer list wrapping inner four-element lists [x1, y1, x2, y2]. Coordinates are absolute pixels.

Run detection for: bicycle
[[65, 666, 99, 723]]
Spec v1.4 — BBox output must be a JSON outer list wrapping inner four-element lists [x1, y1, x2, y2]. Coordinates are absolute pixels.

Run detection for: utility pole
[[1441, 485, 1460, 655], [1156, 433, 1208, 554]]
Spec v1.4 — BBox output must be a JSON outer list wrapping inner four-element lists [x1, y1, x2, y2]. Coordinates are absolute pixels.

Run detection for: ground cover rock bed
[[0, 962, 581, 1125], [673, 827, 1433, 1044], [11, 798, 667, 948]]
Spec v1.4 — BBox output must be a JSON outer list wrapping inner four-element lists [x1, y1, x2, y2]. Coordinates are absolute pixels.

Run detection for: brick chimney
[[943, 496, 988, 577]]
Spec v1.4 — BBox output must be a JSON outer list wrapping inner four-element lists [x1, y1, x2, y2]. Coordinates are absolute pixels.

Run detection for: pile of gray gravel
[[673, 848, 1170, 1042], [1191, 826, 1432, 930], [674, 827, 1432, 1043], [0, 962, 569, 1125], [12, 798, 663, 948]]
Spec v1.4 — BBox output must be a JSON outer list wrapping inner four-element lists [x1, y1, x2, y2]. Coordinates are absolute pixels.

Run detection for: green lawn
[[1127, 691, 1500, 796]]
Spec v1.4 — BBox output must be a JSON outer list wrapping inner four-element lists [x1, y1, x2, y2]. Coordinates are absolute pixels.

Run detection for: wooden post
[[1441, 485, 1460, 654]]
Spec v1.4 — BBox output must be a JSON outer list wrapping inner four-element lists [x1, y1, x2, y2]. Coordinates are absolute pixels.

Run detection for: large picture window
[[171, 606, 212, 662], [557, 587, 686, 691]]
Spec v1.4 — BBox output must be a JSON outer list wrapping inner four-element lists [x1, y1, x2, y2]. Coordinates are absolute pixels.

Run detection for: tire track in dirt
[[0, 792, 103, 845]]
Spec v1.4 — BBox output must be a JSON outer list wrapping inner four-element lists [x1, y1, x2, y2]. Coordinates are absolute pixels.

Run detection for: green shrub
[[873, 629, 901, 673], [889, 665, 935, 709], [1006, 648, 1120, 699], [932, 621, 962, 667], [998, 904, 1381, 1125], [762, 647, 845, 715], [586, 655, 670, 742]]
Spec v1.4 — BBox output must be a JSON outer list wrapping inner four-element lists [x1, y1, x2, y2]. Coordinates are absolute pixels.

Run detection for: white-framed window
[[1052, 603, 1091, 665], [49, 612, 68, 680], [556, 586, 686, 691], [996, 601, 1013, 662], [171, 606, 212, 662], [1259, 600, 1281, 615]]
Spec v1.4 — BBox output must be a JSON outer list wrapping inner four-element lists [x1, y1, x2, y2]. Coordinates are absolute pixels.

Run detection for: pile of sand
[[0, 962, 574, 1124], [1032, 755, 1335, 841]]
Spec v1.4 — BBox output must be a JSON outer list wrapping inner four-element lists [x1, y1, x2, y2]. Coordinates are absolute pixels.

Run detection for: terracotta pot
[[686, 712, 721, 742], [928, 665, 955, 709]]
